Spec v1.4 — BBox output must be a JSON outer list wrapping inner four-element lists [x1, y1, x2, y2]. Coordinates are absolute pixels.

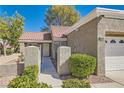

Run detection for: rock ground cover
[[0, 76, 16, 88]]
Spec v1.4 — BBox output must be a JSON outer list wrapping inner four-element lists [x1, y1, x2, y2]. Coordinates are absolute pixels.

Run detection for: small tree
[[0, 11, 24, 55], [0, 17, 10, 56], [43, 5, 80, 31], [8, 12, 24, 52]]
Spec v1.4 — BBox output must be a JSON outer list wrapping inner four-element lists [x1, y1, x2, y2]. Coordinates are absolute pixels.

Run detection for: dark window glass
[[119, 40, 124, 43], [110, 40, 116, 43], [105, 40, 107, 43]]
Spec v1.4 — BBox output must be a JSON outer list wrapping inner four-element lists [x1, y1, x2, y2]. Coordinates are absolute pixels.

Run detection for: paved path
[[106, 70, 124, 86], [91, 82, 124, 88], [38, 57, 62, 88]]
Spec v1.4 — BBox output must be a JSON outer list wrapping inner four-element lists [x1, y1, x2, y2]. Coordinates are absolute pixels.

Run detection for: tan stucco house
[[19, 7, 124, 76]]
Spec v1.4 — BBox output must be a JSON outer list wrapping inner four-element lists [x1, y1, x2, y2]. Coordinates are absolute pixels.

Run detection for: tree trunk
[[3, 40, 7, 56], [3, 44, 6, 56]]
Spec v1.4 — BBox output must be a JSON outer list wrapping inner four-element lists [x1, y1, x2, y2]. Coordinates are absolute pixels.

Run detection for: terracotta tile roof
[[51, 25, 70, 38], [19, 32, 51, 41]]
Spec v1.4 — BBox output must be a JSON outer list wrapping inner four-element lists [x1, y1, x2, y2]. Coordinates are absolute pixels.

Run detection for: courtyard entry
[[39, 57, 62, 87], [42, 43, 50, 57]]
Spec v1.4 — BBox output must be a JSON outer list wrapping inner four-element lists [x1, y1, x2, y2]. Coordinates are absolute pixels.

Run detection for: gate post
[[57, 46, 71, 76], [24, 46, 40, 68]]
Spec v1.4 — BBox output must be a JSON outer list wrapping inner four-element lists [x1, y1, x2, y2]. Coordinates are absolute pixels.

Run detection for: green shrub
[[62, 79, 90, 88], [8, 75, 51, 88], [23, 65, 38, 80], [8, 65, 51, 88], [69, 54, 96, 78]]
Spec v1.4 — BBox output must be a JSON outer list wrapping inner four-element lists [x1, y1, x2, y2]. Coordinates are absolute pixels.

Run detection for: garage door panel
[[105, 56, 124, 71], [106, 44, 124, 56]]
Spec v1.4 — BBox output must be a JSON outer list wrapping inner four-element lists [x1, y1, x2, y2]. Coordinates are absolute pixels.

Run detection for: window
[[119, 40, 124, 43], [105, 40, 107, 43], [60, 41, 67, 46], [110, 40, 116, 43]]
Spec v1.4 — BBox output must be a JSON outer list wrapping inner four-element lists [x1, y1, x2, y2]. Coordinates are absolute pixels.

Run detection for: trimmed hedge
[[8, 65, 51, 88], [69, 54, 96, 78], [62, 79, 90, 88]]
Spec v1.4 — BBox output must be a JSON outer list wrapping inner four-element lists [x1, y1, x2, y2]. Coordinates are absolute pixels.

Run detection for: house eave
[[68, 7, 124, 35], [52, 37, 67, 42], [19, 40, 52, 43]]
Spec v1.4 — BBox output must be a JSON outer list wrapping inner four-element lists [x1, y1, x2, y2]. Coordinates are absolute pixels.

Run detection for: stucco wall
[[52, 41, 67, 60], [68, 18, 99, 57], [0, 63, 24, 77], [99, 17, 124, 32], [67, 17, 107, 76]]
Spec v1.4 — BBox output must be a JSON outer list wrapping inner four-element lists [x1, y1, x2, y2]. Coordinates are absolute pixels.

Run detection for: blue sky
[[0, 5, 124, 32]]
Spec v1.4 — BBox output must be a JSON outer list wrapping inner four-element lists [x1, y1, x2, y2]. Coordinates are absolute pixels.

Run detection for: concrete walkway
[[38, 57, 62, 88], [91, 82, 124, 88], [106, 70, 124, 86]]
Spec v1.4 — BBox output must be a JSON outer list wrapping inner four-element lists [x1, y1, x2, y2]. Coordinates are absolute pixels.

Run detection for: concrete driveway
[[106, 70, 124, 86]]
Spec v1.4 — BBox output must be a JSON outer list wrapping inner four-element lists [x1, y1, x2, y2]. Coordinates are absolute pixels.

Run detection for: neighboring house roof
[[51, 25, 70, 38], [19, 32, 52, 43], [68, 7, 124, 34]]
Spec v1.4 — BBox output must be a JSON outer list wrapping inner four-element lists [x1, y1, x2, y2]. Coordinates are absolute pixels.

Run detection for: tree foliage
[[8, 12, 24, 52], [43, 6, 80, 31], [0, 11, 24, 55]]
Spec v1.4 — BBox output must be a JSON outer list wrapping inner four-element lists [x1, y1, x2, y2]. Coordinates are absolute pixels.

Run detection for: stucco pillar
[[97, 21, 106, 76], [39, 44, 42, 64], [57, 46, 71, 76], [24, 46, 40, 67], [51, 43, 54, 59]]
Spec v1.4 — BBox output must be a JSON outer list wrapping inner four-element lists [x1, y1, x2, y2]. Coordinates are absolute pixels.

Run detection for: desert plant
[[8, 75, 51, 88], [8, 65, 51, 88], [69, 54, 96, 78], [62, 79, 90, 88]]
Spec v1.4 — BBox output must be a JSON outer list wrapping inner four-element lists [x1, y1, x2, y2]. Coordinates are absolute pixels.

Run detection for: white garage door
[[105, 37, 124, 71]]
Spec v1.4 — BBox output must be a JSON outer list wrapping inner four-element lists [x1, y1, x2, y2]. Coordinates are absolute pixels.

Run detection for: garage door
[[105, 37, 124, 71]]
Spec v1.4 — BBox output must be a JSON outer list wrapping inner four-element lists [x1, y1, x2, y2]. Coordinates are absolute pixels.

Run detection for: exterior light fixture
[[98, 37, 104, 41]]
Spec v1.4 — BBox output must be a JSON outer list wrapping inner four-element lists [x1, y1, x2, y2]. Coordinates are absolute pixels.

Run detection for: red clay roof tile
[[51, 25, 70, 38], [19, 32, 51, 41]]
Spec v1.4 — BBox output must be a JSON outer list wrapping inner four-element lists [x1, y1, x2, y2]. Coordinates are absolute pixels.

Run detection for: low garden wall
[[0, 63, 24, 77]]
